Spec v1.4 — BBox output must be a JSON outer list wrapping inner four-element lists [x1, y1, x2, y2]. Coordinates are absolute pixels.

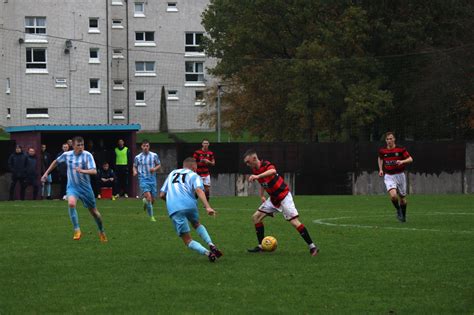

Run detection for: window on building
[[7, 108, 11, 119], [167, 2, 178, 12], [26, 108, 49, 118], [89, 48, 100, 63], [112, 0, 123, 5], [195, 90, 205, 105], [26, 48, 47, 71], [135, 61, 155, 76], [112, 19, 123, 29], [167, 89, 178, 101], [135, 31, 155, 46], [185, 61, 204, 82], [25, 17, 46, 34], [113, 80, 124, 90], [89, 78, 100, 94], [55, 78, 67, 88], [134, 3, 145, 17], [112, 49, 124, 59], [113, 109, 125, 120], [135, 91, 146, 106], [89, 18, 99, 33], [6, 78, 11, 94], [185, 32, 204, 52]]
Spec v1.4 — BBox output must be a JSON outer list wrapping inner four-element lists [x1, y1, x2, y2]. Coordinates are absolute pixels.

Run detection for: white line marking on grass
[[313, 213, 474, 234]]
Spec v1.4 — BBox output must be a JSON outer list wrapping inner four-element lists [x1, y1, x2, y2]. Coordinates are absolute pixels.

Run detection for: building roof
[[5, 124, 141, 133]]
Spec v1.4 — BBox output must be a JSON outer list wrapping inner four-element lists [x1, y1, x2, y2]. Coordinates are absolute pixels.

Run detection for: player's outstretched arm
[[41, 160, 58, 182], [249, 169, 277, 182], [195, 188, 215, 216]]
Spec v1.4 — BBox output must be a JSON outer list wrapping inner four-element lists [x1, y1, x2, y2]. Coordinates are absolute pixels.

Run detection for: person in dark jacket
[[22, 147, 39, 200], [57, 143, 69, 200], [97, 161, 117, 198], [8, 145, 27, 201], [40, 144, 52, 200]]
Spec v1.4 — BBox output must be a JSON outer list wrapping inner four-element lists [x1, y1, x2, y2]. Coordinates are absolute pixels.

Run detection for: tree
[[201, 0, 474, 141], [201, 1, 392, 141], [159, 86, 168, 132]]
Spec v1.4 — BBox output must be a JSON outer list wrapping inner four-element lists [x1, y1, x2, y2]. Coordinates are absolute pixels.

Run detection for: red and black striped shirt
[[378, 146, 411, 174], [253, 160, 289, 207], [193, 149, 215, 177]]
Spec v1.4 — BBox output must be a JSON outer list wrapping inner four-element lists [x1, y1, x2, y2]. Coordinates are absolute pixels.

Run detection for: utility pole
[[217, 84, 222, 143]]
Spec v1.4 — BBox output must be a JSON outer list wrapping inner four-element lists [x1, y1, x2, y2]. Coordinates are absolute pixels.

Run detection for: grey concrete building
[[0, 0, 215, 131]]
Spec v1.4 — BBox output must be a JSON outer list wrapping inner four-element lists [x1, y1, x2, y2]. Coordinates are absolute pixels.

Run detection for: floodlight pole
[[217, 84, 222, 143]]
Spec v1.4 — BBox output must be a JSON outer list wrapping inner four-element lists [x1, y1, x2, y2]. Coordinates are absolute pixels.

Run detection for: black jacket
[[98, 168, 116, 181], [41, 151, 52, 174], [8, 152, 28, 178], [25, 154, 38, 179]]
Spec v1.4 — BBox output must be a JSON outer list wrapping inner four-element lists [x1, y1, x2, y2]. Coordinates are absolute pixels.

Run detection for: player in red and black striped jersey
[[243, 149, 319, 256], [378, 131, 413, 222], [193, 139, 215, 201]]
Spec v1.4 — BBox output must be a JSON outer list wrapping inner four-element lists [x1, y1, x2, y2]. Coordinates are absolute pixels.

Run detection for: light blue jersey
[[134, 151, 160, 182], [160, 168, 204, 216], [56, 150, 97, 208], [57, 150, 96, 191]]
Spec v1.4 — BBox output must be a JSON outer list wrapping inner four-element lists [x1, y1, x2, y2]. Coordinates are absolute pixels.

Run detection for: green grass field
[[1, 195, 473, 314]]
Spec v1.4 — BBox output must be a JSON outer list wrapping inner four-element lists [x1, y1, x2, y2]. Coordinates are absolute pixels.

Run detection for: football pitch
[[1, 195, 473, 314]]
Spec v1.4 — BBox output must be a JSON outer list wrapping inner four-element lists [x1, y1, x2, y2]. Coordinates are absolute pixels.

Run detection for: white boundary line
[[313, 213, 474, 234]]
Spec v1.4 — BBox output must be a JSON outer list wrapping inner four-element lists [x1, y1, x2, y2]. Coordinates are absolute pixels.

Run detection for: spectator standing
[[8, 145, 27, 201], [40, 144, 52, 200], [114, 139, 132, 198], [23, 147, 39, 200]]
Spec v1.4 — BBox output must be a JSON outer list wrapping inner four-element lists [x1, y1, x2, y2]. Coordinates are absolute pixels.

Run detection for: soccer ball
[[261, 236, 278, 252]]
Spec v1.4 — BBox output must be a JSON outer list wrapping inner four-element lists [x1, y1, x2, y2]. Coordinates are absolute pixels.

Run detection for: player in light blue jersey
[[160, 157, 223, 262], [41, 136, 107, 242], [133, 140, 161, 222]]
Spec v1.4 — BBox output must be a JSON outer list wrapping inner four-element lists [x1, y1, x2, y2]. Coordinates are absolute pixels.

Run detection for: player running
[[378, 131, 413, 222], [159, 157, 222, 262], [133, 140, 161, 222], [193, 139, 215, 201], [41, 136, 107, 242], [243, 149, 319, 256]]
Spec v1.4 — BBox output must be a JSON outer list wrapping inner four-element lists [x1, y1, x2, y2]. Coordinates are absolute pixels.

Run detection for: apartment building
[[0, 0, 215, 131]]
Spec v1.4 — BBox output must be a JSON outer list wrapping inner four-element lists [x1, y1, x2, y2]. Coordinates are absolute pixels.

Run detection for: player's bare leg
[[388, 189, 403, 222], [89, 207, 107, 242], [181, 232, 216, 262], [248, 211, 267, 253], [67, 196, 81, 240], [399, 195, 407, 222], [289, 217, 319, 256], [204, 185, 210, 201], [192, 221, 222, 258], [143, 191, 156, 222]]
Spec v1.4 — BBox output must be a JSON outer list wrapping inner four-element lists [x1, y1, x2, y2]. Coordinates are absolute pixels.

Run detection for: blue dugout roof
[[6, 124, 141, 133]]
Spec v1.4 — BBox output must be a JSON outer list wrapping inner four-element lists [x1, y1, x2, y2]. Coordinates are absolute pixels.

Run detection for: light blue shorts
[[67, 185, 96, 209], [139, 179, 157, 197], [170, 208, 200, 236]]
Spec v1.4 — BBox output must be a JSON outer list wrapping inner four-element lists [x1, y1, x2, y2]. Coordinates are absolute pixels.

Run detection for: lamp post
[[217, 84, 222, 143]]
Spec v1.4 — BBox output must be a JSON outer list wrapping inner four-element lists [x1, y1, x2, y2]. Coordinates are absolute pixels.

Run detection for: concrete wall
[[353, 172, 386, 195]]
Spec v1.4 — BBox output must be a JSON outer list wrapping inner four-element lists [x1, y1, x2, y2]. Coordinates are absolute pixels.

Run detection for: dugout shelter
[[5, 124, 141, 198]]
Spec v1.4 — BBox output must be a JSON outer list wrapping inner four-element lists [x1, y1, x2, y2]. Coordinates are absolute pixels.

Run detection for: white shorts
[[384, 173, 407, 197], [201, 175, 211, 187], [258, 192, 299, 221]]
